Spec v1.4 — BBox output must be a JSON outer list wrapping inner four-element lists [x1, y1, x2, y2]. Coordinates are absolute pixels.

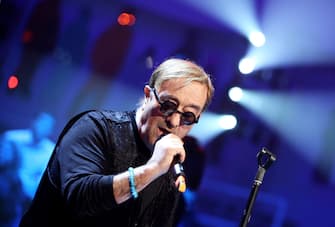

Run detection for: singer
[[19, 58, 214, 227]]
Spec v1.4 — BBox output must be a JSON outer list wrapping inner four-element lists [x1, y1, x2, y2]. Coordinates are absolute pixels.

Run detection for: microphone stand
[[239, 147, 276, 227]]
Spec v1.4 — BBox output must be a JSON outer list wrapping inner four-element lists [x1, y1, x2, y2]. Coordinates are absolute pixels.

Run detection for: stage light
[[8, 75, 19, 89], [239, 57, 255, 74], [228, 86, 244, 102], [189, 112, 238, 145], [242, 0, 335, 71], [117, 13, 136, 26], [219, 115, 237, 130], [236, 89, 335, 166], [183, 0, 335, 71], [182, 0, 261, 41], [248, 31, 266, 47]]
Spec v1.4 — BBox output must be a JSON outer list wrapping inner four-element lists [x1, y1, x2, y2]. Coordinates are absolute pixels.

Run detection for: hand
[[147, 134, 185, 177]]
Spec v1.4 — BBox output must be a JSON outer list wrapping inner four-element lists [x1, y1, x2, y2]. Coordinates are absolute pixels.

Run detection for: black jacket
[[20, 110, 180, 227]]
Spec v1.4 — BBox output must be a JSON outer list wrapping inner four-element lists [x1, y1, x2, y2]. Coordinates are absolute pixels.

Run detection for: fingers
[[159, 134, 185, 161], [149, 134, 186, 175]]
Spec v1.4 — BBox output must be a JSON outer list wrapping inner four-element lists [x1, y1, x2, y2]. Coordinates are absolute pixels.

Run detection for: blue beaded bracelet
[[128, 167, 138, 199]]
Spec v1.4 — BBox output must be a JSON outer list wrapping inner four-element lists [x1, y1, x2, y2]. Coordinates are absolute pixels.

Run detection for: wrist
[[145, 162, 161, 179]]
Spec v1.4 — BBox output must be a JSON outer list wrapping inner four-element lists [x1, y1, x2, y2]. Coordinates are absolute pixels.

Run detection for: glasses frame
[[152, 88, 199, 126]]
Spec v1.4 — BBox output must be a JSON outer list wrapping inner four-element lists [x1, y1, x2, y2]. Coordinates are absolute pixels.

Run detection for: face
[[137, 78, 208, 150]]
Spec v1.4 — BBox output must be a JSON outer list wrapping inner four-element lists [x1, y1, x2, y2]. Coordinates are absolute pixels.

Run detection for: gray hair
[[148, 58, 215, 110]]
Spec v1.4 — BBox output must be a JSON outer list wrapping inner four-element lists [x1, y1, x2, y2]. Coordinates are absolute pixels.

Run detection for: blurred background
[[1, 0, 335, 226]]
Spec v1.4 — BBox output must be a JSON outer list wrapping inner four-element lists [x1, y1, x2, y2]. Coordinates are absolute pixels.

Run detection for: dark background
[[1, 0, 335, 226]]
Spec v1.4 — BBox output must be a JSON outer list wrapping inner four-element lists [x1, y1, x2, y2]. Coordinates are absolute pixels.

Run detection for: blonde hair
[[148, 58, 214, 110]]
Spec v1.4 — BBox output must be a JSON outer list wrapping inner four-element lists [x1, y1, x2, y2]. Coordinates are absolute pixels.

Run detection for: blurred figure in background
[[175, 135, 206, 227], [0, 134, 22, 227], [0, 112, 55, 226], [315, 107, 335, 185]]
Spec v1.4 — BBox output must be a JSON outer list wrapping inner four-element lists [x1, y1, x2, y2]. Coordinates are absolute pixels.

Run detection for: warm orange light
[[175, 175, 186, 193]]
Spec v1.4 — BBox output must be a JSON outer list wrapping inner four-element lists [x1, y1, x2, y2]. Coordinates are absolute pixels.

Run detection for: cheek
[[142, 113, 162, 143]]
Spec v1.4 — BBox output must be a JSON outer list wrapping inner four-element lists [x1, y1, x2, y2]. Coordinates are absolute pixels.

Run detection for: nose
[[166, 111, 182, 128]]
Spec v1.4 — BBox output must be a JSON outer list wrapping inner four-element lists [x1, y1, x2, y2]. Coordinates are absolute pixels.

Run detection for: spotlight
[[239, 57, 256, 75], [189, 112, 238, 145], [228, 86, 244, 102], [8, 75, 19, 89], [117, 12, 136, 26], [249, 31, 266, 47], [219, 115, 237, 130]]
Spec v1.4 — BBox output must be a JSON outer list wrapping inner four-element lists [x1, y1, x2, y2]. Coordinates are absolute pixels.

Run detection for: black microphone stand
[[239, 147, 276, 227]]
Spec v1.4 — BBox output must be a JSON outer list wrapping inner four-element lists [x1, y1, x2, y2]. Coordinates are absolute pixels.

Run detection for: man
[[19, 58, 214, 227]]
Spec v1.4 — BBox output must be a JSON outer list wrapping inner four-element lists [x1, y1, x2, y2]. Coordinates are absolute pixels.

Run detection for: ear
[[144, 85, 151, 98]]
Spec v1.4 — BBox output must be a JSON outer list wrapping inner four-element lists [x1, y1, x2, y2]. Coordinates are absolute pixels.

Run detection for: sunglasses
[[152, 88, 199, 126]]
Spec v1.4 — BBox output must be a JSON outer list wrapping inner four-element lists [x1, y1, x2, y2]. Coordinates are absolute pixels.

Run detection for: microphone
[[154, 133, 187, 192], [173, 155, 186, 193]]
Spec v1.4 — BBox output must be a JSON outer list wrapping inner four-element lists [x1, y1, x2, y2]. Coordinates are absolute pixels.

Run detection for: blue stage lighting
[[219, 115, 237, 130], [228, 86, 244, 102], [239, 57, 256, 74], [249, 31, 266, 47]]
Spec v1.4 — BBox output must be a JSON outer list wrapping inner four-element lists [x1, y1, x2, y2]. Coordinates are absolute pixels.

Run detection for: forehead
[[158, 78, 208, 111]]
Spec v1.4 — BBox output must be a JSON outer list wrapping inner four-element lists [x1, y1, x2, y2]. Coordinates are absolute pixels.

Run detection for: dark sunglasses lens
[[181, 112, 196, 125], [160, 101, 177, 115], [160, 100, 197, 125]]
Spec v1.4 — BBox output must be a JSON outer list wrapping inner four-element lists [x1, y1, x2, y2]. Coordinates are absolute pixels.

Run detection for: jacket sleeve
[[56, 111, 118, 217]]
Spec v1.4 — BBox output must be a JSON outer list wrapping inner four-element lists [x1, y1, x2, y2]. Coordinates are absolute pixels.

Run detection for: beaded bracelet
[[128, 167, 138, 199]]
